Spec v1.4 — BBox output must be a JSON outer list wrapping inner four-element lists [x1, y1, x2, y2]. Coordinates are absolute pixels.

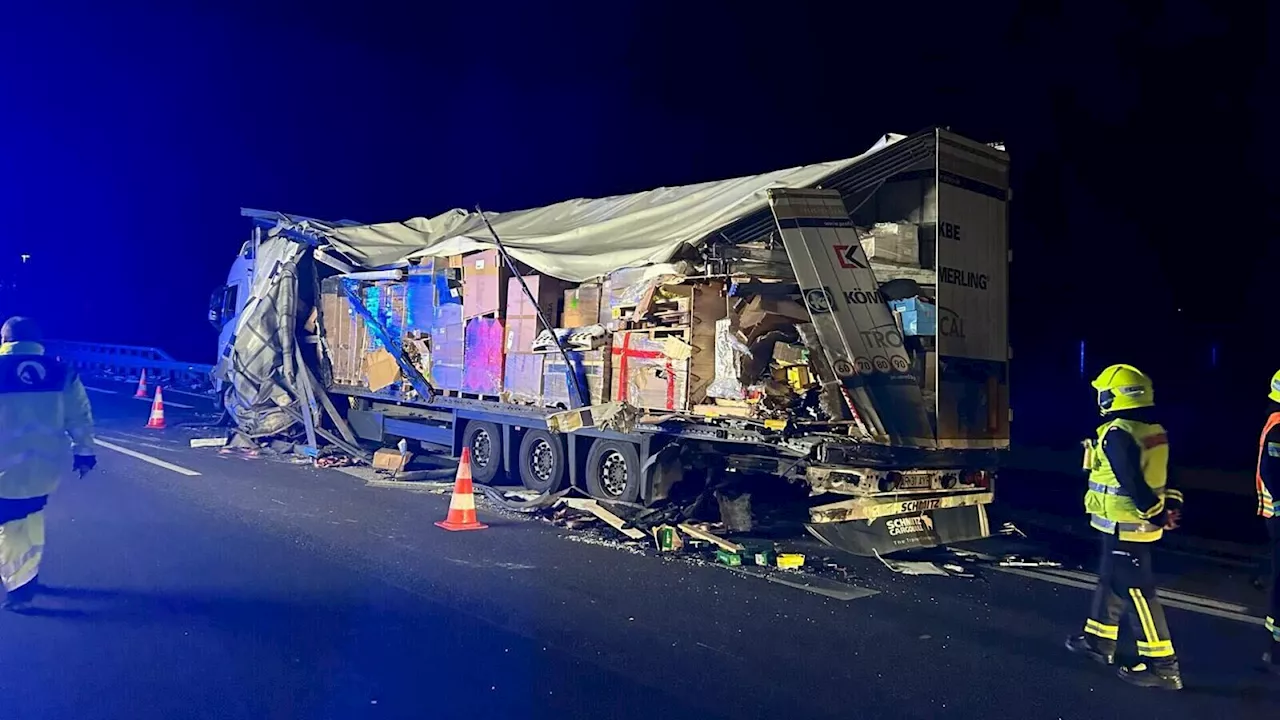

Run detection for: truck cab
[[209, 239, 256, 397]]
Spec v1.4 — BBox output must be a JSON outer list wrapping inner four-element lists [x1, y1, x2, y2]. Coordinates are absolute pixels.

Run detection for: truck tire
[[584, 439, 641, 503], [461, 421, 503, 485], [517, 430, 567, 494]]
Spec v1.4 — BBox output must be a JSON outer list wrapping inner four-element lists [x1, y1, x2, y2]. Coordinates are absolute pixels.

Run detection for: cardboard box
[[463, 249, 508, 319], [428, 322, 465, 391], [543, 349, 610, 407], [372, 448, 409, 473], [506, 275, 564, 353], [504, 352, 545, 403], [563, 284, 605, 328], [362, 349, 401, 392], [611, 329, 707, 412], [860, 222, 920, 266], [462, 317, 504, 394], [507, 275, 563, 322], [736, 296, 810, 343], [320, 279, 366, 387]]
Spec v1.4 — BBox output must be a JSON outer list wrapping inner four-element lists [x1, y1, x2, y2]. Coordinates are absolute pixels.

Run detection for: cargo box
[[504, 352, 545, 404], [462, 317, 504, 395], [610, 327, 716, 412], [543, 349, 610, 407], [462, 249, 508, 319]]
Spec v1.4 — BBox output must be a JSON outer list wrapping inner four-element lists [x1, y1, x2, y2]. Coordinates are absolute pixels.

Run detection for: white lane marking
[[101, 436, 181, 454], [132, 396, 194, 409], [993, 565, 1264, 624], [1036, 567, 1251, 613], [85, 386, 119, 395], [97, 439, 202, 476], [162, 388, 217, 400]]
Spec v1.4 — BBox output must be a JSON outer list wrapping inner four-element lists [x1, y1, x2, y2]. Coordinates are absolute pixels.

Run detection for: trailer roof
[[281, 132, 911, 282]]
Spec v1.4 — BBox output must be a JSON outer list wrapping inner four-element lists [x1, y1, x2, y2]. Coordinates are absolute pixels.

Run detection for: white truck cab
[[209, 237, 256, 401]]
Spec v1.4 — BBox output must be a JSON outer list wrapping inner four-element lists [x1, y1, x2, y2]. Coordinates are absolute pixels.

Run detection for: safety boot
[[1065, 635, 1115, 665], [1117, 659, 1183, 690]]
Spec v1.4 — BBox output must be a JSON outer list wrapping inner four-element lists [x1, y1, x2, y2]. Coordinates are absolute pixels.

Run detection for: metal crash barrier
[[44, 340, 216, 393]]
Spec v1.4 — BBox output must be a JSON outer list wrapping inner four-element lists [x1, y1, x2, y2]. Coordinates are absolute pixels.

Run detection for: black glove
[[73, 455, 97, 477]]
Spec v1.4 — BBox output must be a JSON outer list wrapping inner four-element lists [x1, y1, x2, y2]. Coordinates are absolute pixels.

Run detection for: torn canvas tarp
[[214, 236, 311, 438], [275, 134, 906, 280]]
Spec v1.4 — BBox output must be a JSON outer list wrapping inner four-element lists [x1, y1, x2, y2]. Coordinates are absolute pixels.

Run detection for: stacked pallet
[[606, 274, 727, 413]]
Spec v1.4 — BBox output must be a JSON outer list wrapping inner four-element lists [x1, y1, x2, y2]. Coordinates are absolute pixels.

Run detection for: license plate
[[897, 475, 932, 490]]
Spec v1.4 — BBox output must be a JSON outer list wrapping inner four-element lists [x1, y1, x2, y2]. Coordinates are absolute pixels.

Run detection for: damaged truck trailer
[[214, 127, 1010, 556]]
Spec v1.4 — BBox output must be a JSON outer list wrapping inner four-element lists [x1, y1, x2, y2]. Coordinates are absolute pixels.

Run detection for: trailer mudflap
[[806, 503, 991, 556]]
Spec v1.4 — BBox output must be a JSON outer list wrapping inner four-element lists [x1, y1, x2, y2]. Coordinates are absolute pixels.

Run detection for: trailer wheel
[[461, 421, 503, 485], [517, 430, 567, 494], [584, 439, 641, 503]]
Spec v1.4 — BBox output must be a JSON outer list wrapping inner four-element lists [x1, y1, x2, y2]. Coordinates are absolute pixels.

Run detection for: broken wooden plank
[[677, 522, 744, 553], [560, 497, 646, 540]]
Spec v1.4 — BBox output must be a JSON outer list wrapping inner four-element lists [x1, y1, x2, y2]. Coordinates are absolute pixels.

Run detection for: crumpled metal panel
[[214, 236, 309, 438]]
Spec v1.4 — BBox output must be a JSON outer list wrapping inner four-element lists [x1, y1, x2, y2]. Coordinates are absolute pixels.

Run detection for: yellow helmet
[[1269, 370, 1280, 403], [1091, 363, 1154, 413]]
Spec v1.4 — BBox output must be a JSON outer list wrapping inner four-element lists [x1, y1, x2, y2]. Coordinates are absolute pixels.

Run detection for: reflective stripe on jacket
[[1085, 417, 1169, 542], [1256, 412, 1280, 518], [0, 342, 96, 499]]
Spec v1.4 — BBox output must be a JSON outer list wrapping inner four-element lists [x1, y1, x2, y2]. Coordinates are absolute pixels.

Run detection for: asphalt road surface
[[2, 382, 1276, 719]]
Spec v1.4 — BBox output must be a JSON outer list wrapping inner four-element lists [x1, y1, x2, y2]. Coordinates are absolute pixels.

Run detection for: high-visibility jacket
[[1256, 412, 1280, 518], [0, 341, 96, 499], [1085, 417, 1169, 542]]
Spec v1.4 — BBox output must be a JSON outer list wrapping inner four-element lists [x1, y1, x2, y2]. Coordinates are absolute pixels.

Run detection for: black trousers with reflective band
[[1267, 517, 1280, 643], [1084, 532, 1176, 662]]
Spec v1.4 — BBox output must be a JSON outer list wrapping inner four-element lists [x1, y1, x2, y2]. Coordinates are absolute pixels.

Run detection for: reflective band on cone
[[435, 447, 488, 531], [135, 369, 149, 398], [146, 387, 167, 430]]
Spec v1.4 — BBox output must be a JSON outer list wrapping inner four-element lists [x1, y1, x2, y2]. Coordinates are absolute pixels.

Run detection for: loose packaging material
[[362, 349, 401, 392], [736, 296, 811, 343], [859, 222, 920, 266], [544, 349, 610, 407], [504, 352, 545, 403], [563, 284, 606, 328], [604, 266, 654, 316], [462, 317, 505, 395], [462, 249, 508, 319], [707, 317, 752, 400]]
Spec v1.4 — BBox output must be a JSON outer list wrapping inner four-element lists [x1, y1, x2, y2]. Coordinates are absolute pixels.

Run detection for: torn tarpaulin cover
[[214, 236, 312, 438]]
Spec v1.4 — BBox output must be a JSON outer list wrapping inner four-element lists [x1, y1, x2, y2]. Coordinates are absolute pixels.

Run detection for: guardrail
[[45, 340, 217, 392]]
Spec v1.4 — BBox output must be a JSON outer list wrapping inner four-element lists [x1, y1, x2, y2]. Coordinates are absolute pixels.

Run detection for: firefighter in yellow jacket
[[1255, 370, 1280, 674], [0, 317, 96, 611], [1066, 364, 1185, 690]]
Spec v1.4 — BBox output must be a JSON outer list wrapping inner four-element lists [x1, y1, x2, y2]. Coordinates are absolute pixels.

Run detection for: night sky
[[1, 1, 1271, 459]]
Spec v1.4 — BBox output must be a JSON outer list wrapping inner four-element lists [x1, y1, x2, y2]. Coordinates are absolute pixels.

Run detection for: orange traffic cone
[[145, 387, 167, 430], [435, 448, 488, 531], [135, 369, 149, 398]]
